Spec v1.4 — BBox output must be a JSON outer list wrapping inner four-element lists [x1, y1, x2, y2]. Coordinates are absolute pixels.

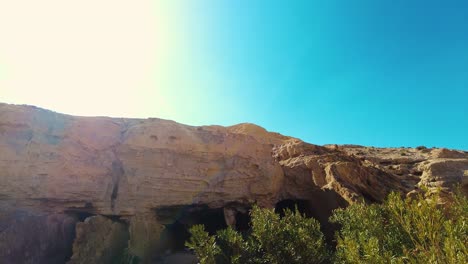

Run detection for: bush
[[186, 206, 329, 264], [186, 191, 467, 264], [330, 190, 468, 263], [248, 206, 329, 264], [185, 225, 219, 264]]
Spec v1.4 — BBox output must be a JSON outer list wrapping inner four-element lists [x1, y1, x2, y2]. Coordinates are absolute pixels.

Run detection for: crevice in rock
[[107, 120, 129, 213], [361, 191, 378, 203], [110, 159, 124, 211], [379, 161, 393, 165]]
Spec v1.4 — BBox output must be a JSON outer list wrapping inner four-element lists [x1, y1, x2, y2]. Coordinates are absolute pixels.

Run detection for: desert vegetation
[[186, 190, 467, 264]]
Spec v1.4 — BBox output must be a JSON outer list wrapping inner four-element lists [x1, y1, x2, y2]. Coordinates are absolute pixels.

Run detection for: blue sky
[[167, 0, 468, 149], [1, 1, 467, 149]]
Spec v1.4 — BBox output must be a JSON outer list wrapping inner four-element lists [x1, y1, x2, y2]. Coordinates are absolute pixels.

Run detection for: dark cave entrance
[[64, 207, 96, 222], [160, 220, 190, 252], [275, 199, 312, 217], [156, 206, 228, 253], [61, 210, 97, 262], [234, 209, 251, 232], [155, 193, 348, 255], [156, 204, 253, 255], [275, 191, 349, 246], [71, 211, 95, 222]]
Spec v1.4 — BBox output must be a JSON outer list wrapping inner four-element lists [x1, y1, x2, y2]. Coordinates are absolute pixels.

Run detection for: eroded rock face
[[126, 214, 163, 263], [0, 103, 467, 263], [0, 211, 76, 264], [330, 145, 468, 199], [67, 216, 128, 264], [0, 103, 284, 215]]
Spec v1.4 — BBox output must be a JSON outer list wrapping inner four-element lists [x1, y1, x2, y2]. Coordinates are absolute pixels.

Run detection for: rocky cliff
[[0, 103, 466, 263]]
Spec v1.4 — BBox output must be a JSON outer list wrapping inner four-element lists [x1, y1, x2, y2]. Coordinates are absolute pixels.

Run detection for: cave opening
[[60, 210, 97, 263], [156, 206, 228, 254], [234, 209, 251, 232], [70, 211, 95, 222], [275, 199, 312, 217], [155, 194, 349, 256], [160, 220, 190, 252], [275, 191, 349, 246], [64, 202, 96, 222]]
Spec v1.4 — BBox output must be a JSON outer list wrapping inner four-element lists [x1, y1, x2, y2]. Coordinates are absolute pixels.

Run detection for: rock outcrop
[[0, 211, 76, 264], [67, 215, 128, 264], [0, 104, 284, 215], [0, 103, 466, 263]]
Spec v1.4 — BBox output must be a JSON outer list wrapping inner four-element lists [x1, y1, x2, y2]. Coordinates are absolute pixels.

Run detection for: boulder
[[67, 216, 128, 264]]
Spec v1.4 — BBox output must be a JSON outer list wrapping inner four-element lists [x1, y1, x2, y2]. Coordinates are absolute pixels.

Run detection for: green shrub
[[185, 224, 220, 264], [330, 190, 467, 263], [186, 191, 467, 264], [249, 206, 329, 264], [186, 206, 328, 264], [215, 227, 246, 264]]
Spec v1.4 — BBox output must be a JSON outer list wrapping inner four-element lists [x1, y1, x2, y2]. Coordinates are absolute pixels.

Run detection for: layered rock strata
[[0, 103, 466, 263]]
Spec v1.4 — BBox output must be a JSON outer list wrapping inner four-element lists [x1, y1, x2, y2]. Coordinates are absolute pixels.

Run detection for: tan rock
[[0, 103, 284, 215], [430, 148, 466, 159], [0, 103, 467, 263], [67, 215, 129, 264], [1, 102, 466, 213], [127, 214, 164, 263]]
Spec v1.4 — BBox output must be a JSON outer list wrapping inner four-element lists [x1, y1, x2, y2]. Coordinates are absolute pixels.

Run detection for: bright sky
[[1, 1, 467, 150]]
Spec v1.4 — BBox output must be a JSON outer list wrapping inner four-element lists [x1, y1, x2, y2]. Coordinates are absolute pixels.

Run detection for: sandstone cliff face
[[0, 103, 284, 216], [0, 103, 466, 263]]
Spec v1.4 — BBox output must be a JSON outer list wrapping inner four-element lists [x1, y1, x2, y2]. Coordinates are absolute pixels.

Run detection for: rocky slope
[[0, 103, 466, 263]]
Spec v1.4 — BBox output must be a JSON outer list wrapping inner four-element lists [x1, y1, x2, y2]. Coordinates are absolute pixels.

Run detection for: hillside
[[0, 103, 466, 263]]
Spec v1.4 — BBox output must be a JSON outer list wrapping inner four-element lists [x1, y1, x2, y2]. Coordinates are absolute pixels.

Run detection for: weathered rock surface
[[0, 103, 285, 215], [126, 213, 163, 263], [0, 210, 76, 264], [329, 145, 468, 198], [0, 103, 467, 263], [67, 215, 128, 264]]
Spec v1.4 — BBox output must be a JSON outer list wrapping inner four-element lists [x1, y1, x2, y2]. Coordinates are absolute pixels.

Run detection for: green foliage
[[330, 190, 468, 264], [186, 206, 328, 264], [215, 227, 245, 264], [249, 206, 329, 264], [186, 190, 467, 264], [185, 225, 220, 264]]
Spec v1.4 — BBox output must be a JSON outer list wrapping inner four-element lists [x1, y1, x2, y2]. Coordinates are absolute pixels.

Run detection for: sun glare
[[0, 0, 179, 118]]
